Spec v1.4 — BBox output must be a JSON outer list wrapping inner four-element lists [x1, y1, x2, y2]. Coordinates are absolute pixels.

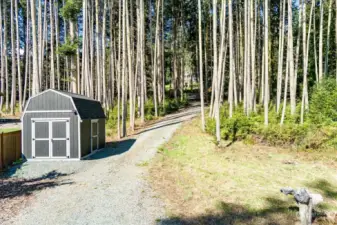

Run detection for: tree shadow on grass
[[0, 170, 73, 200], [157, 197, 298, 225], [306, 179, 337, 200], [157, 179, 337, 225]]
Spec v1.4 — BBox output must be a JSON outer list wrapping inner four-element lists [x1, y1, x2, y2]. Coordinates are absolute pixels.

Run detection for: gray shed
[[21, 89, 106, 160]]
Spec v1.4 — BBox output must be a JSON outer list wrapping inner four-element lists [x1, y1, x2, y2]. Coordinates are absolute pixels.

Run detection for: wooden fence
[[0, 131, 21, 169]]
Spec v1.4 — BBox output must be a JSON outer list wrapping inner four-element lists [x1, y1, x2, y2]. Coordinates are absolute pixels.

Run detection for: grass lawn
[[0, 128, 21, 133], [149, 118, 337, 225]]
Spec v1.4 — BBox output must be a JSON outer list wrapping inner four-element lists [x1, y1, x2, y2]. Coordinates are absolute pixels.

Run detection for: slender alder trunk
[[15, 0, 22, 111], [198, 0, 205, 131], [264, 0, 269, 125], [4, 0, 9, 110], [318, 0, 324, 82], [102, 0, 107, 106], [0, 0, 3, 110], [281, 53, 289, 125], [288, 0, 296, 115], [294, 0, 302, 84], [140, 0, 145, 123], [50, 0, 55, 89], [228, 0, 235, 118], [301, 0, 314, 124], [213, 0, 221, 142], [117, 0, 122, 138], [276, 0, 285, 113], [122, 0, 127, 137], [335, 2, 337, 83], [55, 0, 60, 89], [250, 0, 256, 113], [10, 0, 17, 115], [126, 0, 135, 130], [23, 0, 31, 106], [324, 0, 332, 75], [96, 0, 101, 101], [313, 8, 319, 83], [38, 0, 43, 86], [153, 0, 160, 117]]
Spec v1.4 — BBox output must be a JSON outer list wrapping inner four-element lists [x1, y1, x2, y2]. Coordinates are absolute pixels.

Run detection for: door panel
[[52, 122, 67, 138], [92, 136, 98, 151], [35, 122, 49, 139], [35, 140, 50, 157], [51, 120, 69, 158], [52, 140, 67, 157]]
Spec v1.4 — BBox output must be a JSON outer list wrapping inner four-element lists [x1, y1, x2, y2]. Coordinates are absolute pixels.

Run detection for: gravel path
[[4, 105, 199, 225]]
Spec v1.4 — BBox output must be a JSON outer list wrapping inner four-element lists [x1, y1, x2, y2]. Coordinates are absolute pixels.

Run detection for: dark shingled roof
[[53, 90, 106, 119]]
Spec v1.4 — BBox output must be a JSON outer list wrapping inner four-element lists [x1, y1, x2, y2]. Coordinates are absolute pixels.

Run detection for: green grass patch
[[150, 119, 337, 225], [0, 128, 21, 133]]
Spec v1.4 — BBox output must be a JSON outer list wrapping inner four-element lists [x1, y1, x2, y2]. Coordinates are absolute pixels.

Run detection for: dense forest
[[0, 0, 336, 140]]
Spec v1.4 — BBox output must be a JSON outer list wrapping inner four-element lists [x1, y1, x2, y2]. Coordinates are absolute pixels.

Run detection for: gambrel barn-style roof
[[23, 89, 106, 120]]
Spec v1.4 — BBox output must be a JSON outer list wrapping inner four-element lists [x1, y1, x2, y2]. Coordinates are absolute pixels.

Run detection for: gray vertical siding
[[99, 119, 106, 149], [22, 112, 79, 159], [80, 120, 92, 157], [80, 119, 106, 157], [26, 90, 74, 111]]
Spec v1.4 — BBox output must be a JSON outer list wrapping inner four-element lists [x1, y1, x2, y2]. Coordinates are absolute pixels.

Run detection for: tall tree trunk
[[324, 0, 333, 75], [318, 0, 324, 82], [276, 0, 285, 113], [23, 0, 31, 106], [96, 0, 101, 100], [69, 21, 77, 93], [301, 0, 314, 124], [102, 0, 107, 106], [15, 0, 22, 111], [153, 0, 161, 118], [198, 0, 205, 131], [4, 0, 9, 110], [50, 0, 55, 89], [0, 0, 4, 110], [264, 0, 269, 125], [228, 0, 235, 118], [10, 0, 17, 115], [140, 0, 145, 123], [288, 0, 296, 115], [213, 0, 220, 142], [55, 0, 60, 89], [121, 0, 127, 137]]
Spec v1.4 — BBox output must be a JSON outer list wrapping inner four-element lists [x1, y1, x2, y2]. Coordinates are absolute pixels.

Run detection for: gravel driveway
[[3, 105, 200, 225]]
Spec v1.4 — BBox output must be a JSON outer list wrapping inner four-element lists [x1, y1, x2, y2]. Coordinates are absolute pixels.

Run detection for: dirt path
[[4, 105, 200, 225]]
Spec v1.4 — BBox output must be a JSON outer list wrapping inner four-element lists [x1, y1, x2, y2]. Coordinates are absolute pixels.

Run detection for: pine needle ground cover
[[149, 119, 337, 225]]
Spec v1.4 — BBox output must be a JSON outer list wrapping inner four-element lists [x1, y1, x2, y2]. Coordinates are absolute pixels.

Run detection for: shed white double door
[[32, 118, 70, 159]]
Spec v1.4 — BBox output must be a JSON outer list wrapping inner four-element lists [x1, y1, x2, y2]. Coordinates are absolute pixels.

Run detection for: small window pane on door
[[53, 122, 67, 138], [92, 122, 98, 136], [35, 140, 49, 157], [52, 140, 67, 157], [35, 122, 49, 139]]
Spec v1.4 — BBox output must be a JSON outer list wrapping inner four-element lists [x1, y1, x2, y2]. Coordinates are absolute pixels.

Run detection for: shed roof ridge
[[51, 89, 101, 102]]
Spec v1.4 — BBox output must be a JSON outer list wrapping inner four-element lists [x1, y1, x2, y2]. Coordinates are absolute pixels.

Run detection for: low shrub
[[205, 79, 337, 150], [309, 78, 337, 125]]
